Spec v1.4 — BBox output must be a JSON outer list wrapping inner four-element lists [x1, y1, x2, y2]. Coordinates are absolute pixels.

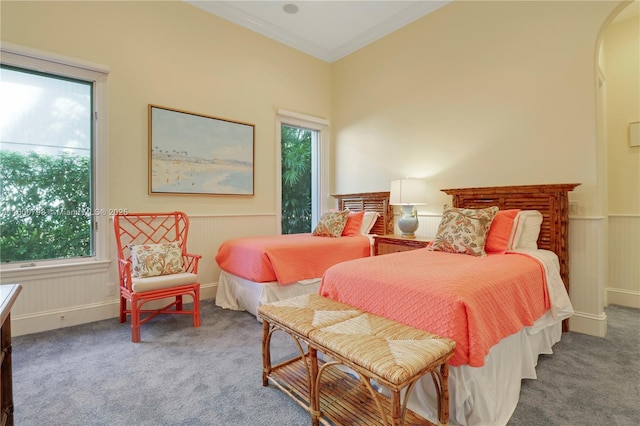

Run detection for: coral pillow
[[342, 210, 365, 236], [485, 209, 520, 253]]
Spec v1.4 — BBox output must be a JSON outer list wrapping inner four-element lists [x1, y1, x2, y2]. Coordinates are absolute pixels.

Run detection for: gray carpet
[[11, 301, 640, 426]]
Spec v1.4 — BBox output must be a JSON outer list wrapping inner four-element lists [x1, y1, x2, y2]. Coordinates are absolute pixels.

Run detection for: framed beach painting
[[148, 104, 255, 196]]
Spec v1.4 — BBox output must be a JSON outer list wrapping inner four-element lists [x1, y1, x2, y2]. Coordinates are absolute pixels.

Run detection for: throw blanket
[[319, 249, 551, 367], [215, 234, 371, 285]]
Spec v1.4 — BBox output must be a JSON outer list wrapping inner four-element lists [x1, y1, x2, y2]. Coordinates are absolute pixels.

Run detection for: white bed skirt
[[216, 270, 320, 318], [216, 270, 563, 426], [410, 310, 562, 425]]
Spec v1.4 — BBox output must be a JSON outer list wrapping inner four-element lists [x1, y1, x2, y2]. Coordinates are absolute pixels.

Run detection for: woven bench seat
[[259, 294, 456, 426]]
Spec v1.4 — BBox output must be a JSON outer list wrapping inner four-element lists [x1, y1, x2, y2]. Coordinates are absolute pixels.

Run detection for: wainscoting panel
[[5, 213, 278, 337], [567, 217, 608, 337], [607, 215, 640, 308]]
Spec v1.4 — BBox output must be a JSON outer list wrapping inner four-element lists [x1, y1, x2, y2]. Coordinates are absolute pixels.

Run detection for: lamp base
[[397, 205, 418, 238]]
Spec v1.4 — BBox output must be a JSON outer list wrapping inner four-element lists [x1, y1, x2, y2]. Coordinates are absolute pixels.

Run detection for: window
[[0, 44, 109, 268], [276, 110, 329, 235]]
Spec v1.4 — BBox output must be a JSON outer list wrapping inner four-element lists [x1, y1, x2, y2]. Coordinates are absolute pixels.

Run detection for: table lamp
[[389, 179, 428, 238]]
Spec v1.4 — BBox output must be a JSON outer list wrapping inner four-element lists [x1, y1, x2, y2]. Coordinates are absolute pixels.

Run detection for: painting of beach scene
[[149, 105, 254, 196]]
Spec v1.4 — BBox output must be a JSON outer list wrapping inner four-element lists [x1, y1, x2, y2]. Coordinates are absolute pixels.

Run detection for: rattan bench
[[258, 294, 456, 426]]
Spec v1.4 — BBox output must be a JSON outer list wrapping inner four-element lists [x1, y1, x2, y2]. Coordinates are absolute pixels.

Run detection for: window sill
[[0, 259, 111, 282]]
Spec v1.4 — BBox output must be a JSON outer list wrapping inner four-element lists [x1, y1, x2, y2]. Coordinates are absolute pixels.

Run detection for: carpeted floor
[[10, 301, 640, 426]]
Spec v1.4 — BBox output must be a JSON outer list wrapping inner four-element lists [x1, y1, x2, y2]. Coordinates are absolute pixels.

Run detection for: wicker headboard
[[441, 184, 580, 297], [332, 191, 394, 236]]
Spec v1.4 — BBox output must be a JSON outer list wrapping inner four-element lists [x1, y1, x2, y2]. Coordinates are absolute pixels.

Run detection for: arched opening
[[595, 0, 640, 311]]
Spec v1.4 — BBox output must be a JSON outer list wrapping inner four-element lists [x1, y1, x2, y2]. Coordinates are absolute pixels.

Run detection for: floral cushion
[[429, 205, 499, 257], [129, 241, 185, 278], [312, 210, 349, 238]]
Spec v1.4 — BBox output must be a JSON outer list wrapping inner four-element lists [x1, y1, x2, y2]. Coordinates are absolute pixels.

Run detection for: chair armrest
[[117, 258, 134, 291], [183, 253, 202, 274]]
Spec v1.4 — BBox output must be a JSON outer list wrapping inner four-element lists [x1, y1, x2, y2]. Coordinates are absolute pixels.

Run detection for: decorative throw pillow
[[485, 209, 520, 253], [429, 205, 499, 257], [129, 241, 185, 278], [312, 210, 349, 238], [342, 210, 365, 236]]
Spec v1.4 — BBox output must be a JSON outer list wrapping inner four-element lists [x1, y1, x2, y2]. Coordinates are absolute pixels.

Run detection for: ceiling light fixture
[[283, 4, 299, 14]]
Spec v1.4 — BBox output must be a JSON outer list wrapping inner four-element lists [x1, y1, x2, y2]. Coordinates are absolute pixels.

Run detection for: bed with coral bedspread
[[318, 183, 579, 426], [215, 191, 394, 317]]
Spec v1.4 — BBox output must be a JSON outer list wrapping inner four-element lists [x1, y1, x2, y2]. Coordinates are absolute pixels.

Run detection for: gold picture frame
[[148, 104, 255, 196]]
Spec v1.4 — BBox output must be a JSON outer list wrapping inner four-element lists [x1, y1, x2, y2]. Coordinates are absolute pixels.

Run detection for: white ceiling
[[185, 1, 452, 63]]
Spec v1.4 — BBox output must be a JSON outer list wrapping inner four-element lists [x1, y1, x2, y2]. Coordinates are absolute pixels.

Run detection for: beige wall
[[603, 12, 640, 215], [331, 0, 619, 215], [1, 0, 332, 216]]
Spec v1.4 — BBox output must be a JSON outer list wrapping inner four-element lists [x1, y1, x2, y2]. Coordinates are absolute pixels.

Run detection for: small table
[[373, 234, 432, 256], [1, 284, 22, 426]]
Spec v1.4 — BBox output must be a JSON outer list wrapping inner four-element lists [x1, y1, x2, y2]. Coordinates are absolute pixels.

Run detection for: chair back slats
[[114, 212, 190, 264]]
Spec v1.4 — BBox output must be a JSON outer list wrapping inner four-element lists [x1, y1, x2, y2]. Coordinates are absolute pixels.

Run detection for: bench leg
[[439, 362, 450, 425], [261, 320, 271, 387], [391, 390, 402, 426], [308, 347, 320, 426]]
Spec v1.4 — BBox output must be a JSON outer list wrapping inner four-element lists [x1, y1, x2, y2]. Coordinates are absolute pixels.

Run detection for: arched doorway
[[595, 0, 640, 311]]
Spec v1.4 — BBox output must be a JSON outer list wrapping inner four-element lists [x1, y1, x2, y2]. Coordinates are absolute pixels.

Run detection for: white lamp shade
[[389, 179, 428, 205]]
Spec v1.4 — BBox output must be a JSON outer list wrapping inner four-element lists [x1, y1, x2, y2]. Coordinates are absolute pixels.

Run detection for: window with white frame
[[0, 45, 109, 268], [276, 110, 329, 235]]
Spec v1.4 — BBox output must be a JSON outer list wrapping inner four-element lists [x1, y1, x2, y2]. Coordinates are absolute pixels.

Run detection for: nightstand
[[373, 235, 432, 256]]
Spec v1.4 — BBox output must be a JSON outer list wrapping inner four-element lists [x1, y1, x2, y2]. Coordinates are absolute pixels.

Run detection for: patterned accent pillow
[[129, 241, 185, 278], [312, 210, 349, 238], [429, 206, 499, 257]]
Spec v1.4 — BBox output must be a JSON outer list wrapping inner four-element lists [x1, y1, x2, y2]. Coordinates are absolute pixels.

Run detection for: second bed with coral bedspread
[[319, 183, 579, 426]]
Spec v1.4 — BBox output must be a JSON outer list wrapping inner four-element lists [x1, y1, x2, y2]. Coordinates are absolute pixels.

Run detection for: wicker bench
[[258, 294, 456, 426]]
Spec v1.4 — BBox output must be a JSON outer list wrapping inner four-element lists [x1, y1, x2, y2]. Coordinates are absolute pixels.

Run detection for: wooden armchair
[[113, 211, 201, 342]]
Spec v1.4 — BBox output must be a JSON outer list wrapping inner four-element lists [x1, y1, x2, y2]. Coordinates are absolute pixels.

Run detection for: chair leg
[[131, 298, 141, 343], [119, 295, 127, 323], [194, 287, 201, 328], [176, 295, 183, 311]]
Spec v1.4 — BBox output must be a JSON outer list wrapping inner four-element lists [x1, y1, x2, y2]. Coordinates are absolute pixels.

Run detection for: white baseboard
[[12, 282, 218, 337], [606, 288, 640, 309], [568, 310, 608, 337]]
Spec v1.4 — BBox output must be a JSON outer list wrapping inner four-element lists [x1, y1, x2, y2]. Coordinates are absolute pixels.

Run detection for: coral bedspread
[[215, 234, 371, 285], [319, 249, 550, 367]]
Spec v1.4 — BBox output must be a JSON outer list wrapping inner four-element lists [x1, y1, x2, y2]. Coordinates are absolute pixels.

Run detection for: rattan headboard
[[332, 191, 394, 236], [441, 184, 580, 296]]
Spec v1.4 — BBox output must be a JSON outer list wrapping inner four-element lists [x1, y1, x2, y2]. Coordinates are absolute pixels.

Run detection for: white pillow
[[509, 210, 543, 249], [360, 212, 380, 235]]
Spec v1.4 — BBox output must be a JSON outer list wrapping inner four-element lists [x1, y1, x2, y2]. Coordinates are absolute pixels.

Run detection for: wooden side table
[[1, 284, 21, 426], [373, 234, 432, 256]]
